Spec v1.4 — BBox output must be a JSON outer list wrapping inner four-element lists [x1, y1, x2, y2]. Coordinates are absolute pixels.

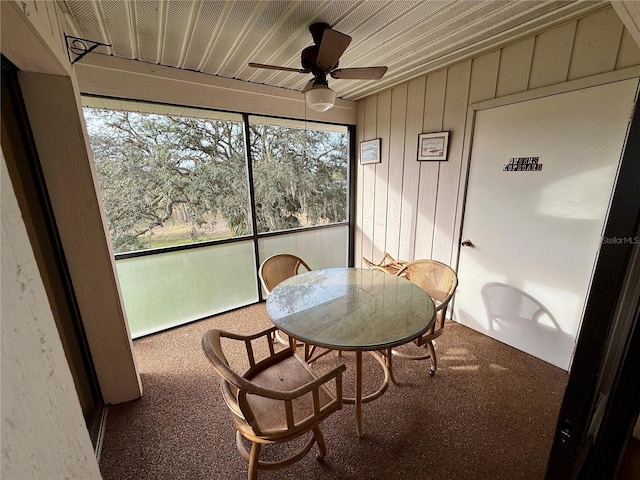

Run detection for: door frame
[[453, 66, 640, 478], [545, 80, 640, 479], [1, 56, 106, 454]]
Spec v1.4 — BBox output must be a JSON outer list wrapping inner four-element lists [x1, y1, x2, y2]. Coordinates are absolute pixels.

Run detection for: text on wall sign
[[503, 157, 543, 172]]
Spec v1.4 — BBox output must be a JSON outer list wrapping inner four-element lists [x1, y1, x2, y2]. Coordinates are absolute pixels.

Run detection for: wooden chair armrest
[[217, 326, 279, 343], [221, 326, 287, 366]]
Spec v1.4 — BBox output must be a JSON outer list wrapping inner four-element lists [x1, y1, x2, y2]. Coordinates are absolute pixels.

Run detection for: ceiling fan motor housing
[[309, 22, 331, 45], [301, 45, 337, 76], [248, 21, 387, 104]]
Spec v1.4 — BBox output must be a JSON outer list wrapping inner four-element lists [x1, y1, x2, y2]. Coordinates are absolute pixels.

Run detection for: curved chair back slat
[[397, 259, 458, 315], [259, 253, 312, 294]]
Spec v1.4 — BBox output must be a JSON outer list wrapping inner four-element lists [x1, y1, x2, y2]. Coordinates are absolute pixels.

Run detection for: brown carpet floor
[[99, 303, 568, 480]]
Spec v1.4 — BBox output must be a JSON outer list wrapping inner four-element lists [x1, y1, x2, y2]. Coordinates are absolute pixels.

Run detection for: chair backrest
[[258, 253, 312, 294], [201, 329, 266, 427], [397, 259, 458, 327]]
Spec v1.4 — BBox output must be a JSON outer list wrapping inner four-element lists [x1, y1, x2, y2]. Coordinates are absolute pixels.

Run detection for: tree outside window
[[84, 107, 348, 254]]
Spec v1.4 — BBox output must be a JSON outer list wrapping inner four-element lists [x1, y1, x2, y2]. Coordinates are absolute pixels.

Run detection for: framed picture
[[360, 138, 381, 165], [418, 132, 450, 161]]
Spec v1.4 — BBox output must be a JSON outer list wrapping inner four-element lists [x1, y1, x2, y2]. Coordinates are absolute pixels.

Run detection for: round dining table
[[265, 267, 435, 438]]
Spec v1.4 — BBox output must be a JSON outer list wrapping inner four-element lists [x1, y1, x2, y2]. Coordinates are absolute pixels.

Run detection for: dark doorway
[[1, 56, 105, 451]]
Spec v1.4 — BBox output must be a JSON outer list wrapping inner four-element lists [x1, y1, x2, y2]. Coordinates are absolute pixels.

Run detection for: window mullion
[[242, 113, 263, 300]]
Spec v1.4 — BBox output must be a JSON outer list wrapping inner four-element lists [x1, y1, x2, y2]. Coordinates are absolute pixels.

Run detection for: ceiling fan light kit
[[305, 84, 336, 112], [249, 22, 388, 113]]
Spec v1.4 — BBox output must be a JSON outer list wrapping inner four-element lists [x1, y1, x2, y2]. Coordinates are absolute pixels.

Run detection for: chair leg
[[248, 442, 261, 480], [313, 425, 326, 460], [427, 340, 437, 376]]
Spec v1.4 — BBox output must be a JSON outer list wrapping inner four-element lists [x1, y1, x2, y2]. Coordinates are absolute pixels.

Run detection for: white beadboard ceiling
[[62, 0, 608, 102]]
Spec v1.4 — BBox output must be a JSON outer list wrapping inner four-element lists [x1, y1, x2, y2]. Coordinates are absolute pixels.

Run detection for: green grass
[[147, 231, 232, 249]]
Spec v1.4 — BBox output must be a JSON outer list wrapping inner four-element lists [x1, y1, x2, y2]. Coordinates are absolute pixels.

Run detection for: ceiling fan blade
[[316, 28, 351, 70], [248, 62, 307, 73], [330, 66, 388, 80]]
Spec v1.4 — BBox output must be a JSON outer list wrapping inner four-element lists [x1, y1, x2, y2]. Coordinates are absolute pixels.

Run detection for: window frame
[[81, 95, 356, 267]]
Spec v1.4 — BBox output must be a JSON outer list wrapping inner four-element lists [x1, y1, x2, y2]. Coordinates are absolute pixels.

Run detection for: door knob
[[461, 239, 474, 247]]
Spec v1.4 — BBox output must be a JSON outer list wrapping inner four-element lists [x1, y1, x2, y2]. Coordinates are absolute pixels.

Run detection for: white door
[[454, 79, 638, 370]]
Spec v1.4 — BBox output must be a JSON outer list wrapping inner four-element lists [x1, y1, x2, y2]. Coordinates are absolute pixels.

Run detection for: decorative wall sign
[[360, 138, 381, 164], [503, 157, 543, 171], [418, 132, 449, 161]]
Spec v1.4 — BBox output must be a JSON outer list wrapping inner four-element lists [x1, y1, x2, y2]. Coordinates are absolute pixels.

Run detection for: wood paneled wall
[[355, 7, 640, 269]]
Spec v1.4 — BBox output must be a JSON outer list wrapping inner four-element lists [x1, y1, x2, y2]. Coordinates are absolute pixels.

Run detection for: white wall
[[354, 7, 640, 270], [1, 150, 102, 479]]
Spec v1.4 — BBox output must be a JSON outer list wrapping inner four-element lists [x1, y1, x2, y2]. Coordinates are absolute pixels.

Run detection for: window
[[84, 106, 249, 253], [84, 102, 349, 255], [249, 116, 348, 233], [83, 98, 351, 336]]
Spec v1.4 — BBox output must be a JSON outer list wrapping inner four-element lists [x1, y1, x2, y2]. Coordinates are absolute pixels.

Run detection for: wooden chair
[[385, 259, 458, 379], [362, 252, 409, 276], [202, 327, 345, 480], [258, 253, 312, 346]]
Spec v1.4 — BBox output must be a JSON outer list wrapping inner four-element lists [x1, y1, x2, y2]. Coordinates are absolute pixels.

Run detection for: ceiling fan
[[249, 22, 388, 112]]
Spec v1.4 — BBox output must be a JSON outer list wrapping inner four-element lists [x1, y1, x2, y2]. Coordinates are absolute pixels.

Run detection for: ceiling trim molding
[[74, 54, 358, 125]]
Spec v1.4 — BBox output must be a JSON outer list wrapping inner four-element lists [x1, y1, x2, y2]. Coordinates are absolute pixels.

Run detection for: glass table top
[[266, 268, 435, 350]]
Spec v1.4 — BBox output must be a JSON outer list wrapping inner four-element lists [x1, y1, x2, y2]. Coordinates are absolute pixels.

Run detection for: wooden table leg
[[355, 351, 363, 438]]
